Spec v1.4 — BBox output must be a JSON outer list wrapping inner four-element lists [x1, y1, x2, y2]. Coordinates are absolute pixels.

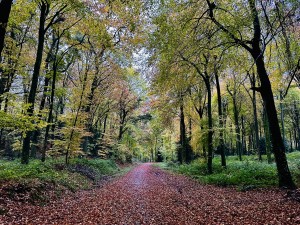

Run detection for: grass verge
[[158, 152, 300, 190], [0, 158, 126, 205]]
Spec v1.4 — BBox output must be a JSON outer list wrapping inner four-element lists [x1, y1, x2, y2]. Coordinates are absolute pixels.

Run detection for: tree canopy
[[0, 0, 299, 189]]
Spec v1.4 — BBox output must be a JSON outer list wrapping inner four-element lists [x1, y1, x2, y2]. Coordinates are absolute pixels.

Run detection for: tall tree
[[180, 53, 214, 173], [21, 1, 67, 164], [226, 72, 244, 161], [214, 55, 226, 167], [205, 0, 296, 189]]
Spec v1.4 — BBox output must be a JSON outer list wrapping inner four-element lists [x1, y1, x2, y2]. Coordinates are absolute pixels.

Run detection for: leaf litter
[[1, 163, 300, 224]]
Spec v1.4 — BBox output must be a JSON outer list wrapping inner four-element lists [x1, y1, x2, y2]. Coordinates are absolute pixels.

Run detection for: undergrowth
[[0, 158, 120, 191], [159, 152, 300, 189]]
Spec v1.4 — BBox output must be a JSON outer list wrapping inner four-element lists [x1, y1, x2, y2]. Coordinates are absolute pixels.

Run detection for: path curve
[[1, 163, 300, 224]]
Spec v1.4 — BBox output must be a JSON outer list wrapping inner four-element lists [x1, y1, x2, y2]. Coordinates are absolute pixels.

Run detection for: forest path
[[1, 163, 300, 224]]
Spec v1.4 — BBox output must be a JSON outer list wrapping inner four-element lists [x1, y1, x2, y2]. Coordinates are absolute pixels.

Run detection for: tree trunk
[[31, 36, 56, 158], [188, 116, 192, 140], [102, 113, 107, 137], [118, 124, 124, 141], [263, 106, 272, 164], [232, 95, 242, 161], [289, 131, 293, 152], [215, 72, 226, 168], [294, 101, 300, 150], [0, 30, 13, 106], [223, 101, 228, 149], [42, 35, 60, 162], [30, 75, 50, 158], [99, 113, 108, 151], [205, 79, 213, 174], [255, 55, 295, 188], [296, 128, 299, 150], [83, 70, 99, 153], [21, 2, 48, 164], [178, 102, 186, 164], [248, 135, 252, 155], [241, 115, 246, 155], [251, 72, 261, 160], [196, 96, 206, 158], [279, 91, 286, 147], [0, 0, 13, 60], [118, 111, 126, 141]]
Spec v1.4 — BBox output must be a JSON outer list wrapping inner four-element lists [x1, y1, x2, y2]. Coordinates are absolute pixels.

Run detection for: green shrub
[[163, 152, 300, 188], [72, 158, 118, 175], [0, 158, 120, 191]]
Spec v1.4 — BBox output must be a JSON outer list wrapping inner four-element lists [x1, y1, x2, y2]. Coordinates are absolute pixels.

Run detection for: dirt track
[[1, 163, 300, 224]]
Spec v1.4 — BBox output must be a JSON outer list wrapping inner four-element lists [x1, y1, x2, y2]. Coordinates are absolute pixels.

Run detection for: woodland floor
[[1, 163, 300, 225]]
